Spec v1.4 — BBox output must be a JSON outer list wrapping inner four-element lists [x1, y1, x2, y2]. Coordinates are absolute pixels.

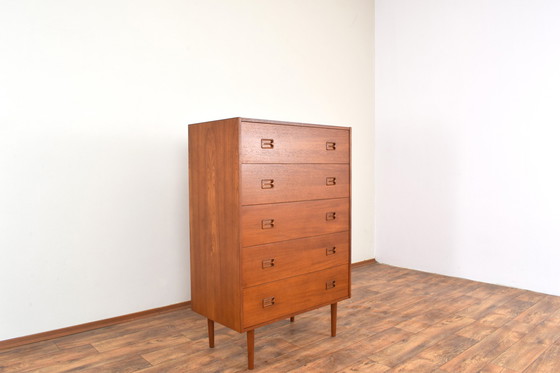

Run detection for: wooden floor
[[2, 263, 560, 372]]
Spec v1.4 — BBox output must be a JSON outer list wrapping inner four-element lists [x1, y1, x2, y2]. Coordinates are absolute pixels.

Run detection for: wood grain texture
[[4, 263, 560, 372], [189, 118, 351, 368], [241, 164, 350, 205], [242, 265, 349, 328], [240, 198, 350, 247], [189, 118, 242, 332], [524, 344, 560, 373], [241, 231, 350, 287], [240, 121, 350, 164], [440, 326, 525, 372]]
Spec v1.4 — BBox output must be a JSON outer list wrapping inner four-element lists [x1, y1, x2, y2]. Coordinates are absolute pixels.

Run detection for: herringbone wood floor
[[2, 263, 560, 372]]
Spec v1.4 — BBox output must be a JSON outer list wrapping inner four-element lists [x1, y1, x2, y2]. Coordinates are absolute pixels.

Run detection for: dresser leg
[[331, 303, 337, 337], [207, 319, 215, 348], [290, 316, 295, 322], [247, 329, 255, 370]]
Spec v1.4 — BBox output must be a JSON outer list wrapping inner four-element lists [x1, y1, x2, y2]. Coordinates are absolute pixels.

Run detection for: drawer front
[[242, 232, 349, 288], [241, 164, 349, 205], [240, 122, 350, 164], [240, 198, 349, 247], [243, 265, 349, 328]]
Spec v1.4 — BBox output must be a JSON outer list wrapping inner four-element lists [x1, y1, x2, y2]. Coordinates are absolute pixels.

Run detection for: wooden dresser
[[188, 117, 351, 369]]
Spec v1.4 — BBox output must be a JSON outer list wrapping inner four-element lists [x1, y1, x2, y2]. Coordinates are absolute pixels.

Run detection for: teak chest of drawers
[[188, 117, 351, 369]]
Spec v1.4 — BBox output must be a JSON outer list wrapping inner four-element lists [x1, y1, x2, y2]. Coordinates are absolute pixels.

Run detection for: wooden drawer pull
[[326, 280, 336, 290], [261, 179, 274, 189], [326, 141, 336, 151], [326, 247, 337, 256], [262, 297, 275, 308], [326, 177, 336, 186], [326, 212, 336, 221], [262, 258, 275, 268], [261, 139, 274, 149], [261, 219, 275, 229]]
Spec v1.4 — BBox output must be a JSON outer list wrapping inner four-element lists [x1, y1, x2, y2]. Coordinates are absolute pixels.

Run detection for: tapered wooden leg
[[247, 329, 255, 370], [207, 319, 215, 348], [290, 316, 295, 322], [331, 303, 337, 337]]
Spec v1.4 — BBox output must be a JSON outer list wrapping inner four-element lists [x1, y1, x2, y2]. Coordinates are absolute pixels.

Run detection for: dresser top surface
[[189, 117, 351, 131]]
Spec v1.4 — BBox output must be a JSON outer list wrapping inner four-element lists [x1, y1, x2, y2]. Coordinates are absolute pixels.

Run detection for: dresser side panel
[[189, 119, 242, 332], [348, 126, 352, 298]]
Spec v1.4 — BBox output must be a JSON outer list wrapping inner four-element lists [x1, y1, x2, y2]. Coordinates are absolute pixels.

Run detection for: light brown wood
[[242, 265, 349, 328], [240, 121, 350, 164], [188, 118, 242, 332], [0, 259, 372, 352], [240, 198, 350, 247], [524, 344, 560, 373], [188, 117, 351, 369], [241, 231, 350, 287], [240, 164, 349, 205], [4, 263, 560, 372]]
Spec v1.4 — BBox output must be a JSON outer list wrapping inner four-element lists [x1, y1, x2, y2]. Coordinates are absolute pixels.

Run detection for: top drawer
[[240, 122, 350, 164]]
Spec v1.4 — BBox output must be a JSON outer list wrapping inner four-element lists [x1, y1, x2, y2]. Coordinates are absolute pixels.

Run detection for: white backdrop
[[375, 0, 560, 295], [0, 0, 374, 340]]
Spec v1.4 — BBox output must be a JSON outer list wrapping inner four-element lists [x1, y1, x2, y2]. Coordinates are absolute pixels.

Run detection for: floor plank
[[523, 344, 560, 373], [2, 263, 560, 373]]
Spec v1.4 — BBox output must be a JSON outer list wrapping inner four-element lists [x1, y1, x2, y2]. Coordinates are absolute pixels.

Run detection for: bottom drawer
[[242, 265, 349, 328]]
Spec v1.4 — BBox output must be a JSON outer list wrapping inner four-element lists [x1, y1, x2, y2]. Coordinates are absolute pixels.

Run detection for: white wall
[[0, 0, 374, 341], [375, 0, 560, 295]]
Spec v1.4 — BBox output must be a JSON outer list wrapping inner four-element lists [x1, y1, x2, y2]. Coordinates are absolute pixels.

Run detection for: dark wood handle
[[261, 219, 275, 229], [326, 177, 337, 186], [326, 280, 336, 290], [326, 142, 336, 150], [262, 258, 275, 268], [326, 247, 337, 256], [326, 212, 336, 221], [262, 297, 275, 307], [261, 139, 274, 149], [261, 179, 274, 189]]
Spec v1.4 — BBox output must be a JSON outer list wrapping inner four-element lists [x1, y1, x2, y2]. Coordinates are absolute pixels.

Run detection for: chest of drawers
[[188, 117, 351, 369]]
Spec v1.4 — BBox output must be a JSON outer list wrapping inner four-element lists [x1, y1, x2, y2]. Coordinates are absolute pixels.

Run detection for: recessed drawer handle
[[326, 247, 336, 256], [261, 179, 274, 189], [326, 177, 336, 186], [326, 212, 336, 221], [261, 139, 274, 149], [326, 142, 336, 151], [263, 297, 275, 308], [262, 258, 275, 268], [261, 219, 275, 229], [326, 280, 336, 290]]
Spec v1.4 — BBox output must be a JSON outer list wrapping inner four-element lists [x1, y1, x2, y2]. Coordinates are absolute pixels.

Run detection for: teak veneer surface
[[240, 198, 350, 247], [239, 122, 350, 164], [242, 264, 350, 328], [188, 119, 242, 332], [188, 118, 351, 368], [240, 164, 350, 205], [3, 263, 560, 372], [241, 231, 350, 288]]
